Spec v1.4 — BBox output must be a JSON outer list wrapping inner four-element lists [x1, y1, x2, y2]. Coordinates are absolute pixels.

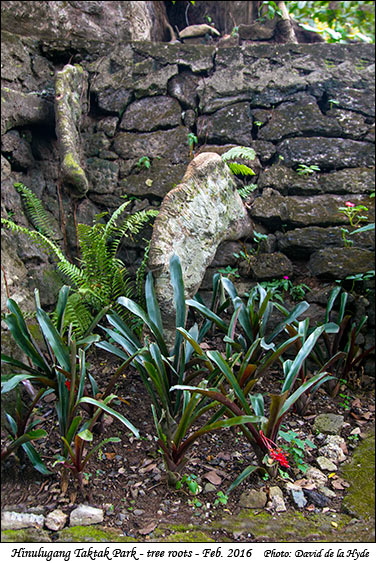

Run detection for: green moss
[[341, 433, 375, 520], [1, 529, 51, 542], [211, 509, 352, 542], [63, 152, 86, 178], [57, 525, 135, 543], [158, 530, 215, 543]]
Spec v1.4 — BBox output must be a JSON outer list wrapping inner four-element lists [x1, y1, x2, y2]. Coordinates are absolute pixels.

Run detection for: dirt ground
[[2, 340, 375, 541]]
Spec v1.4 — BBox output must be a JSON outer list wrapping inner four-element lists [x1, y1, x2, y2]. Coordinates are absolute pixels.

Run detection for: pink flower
[[259, 431, 289, 468], [283, 276, 289, 280], [345, 201, 355, 207]]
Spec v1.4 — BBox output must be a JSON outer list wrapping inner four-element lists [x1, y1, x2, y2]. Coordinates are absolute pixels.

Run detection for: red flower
[[259, 430, 289, 468], [65, 379, 71, 391], [345, 201, 355, 207]]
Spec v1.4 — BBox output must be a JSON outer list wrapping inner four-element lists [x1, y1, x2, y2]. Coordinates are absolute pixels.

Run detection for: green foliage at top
[[2, 184, 158, 336], [222, 146, 256, 177], [287, 1, 375, 43]]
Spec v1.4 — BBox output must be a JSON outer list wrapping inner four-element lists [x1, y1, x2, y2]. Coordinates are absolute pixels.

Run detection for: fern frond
[[221, 146, 256, 162], [57, 259, 86, 288], [63, 294, 95, 338], [103, 200, 132, 239], [107, 208, 158, 259], [238, 184, 258, 199], [226, 162, 256, 177], [14, 183, 58, 240], [1, 218, 65, 262]]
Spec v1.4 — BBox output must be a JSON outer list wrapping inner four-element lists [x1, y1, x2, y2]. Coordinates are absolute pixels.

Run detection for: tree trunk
[[275, 1, 298, 43]]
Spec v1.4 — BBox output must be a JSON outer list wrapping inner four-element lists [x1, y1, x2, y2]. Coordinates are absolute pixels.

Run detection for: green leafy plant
[[1, 405, 50, 475], [278, 429, 316, 474], [296, 164, 321, 176], [174, 325, 333, 491], [285, 286, 374, 398], [258, 1, 283, 20], [237, 183, 258, 200], [221, 146, 256, 177], [259, 277, 310, 303], [287, 1, 375, 43], [187, 133, 198, 157], [176, 473, 200, 495], [214, 491, 229, 506], [97, 256, 260, 485], [136, 156, 151, 170], [1, 286, 139, 488], [217, 265, 240, 280], [338, 201, 369, 228], [2, 184, 158, 336]]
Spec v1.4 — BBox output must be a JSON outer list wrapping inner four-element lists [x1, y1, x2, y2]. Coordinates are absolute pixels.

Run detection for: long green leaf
[[186, 300, 228, 333], [267, 301, 310, 343], [281, 326, 326, 393], [1, 354, 42, 375], [170, 254, 186, 368], [325, 286, 342, 323], [78, 397, 139, 437], [1, 374, 39, 394], [55, 285, 70, 335], [22, 441, 52, 475], [178, 415, 265, 461], [36, 308, 70, 371], [145, 272, 164, 336], [3, 313, 49, 372], [106, 311, 141, 348], [65, 416, 82, 447], [226, 465, 260, 494], [117, 297, 167, 356], [280, 372, 330, 418], [6, 298, 31, 340], [207, 351, 251, 414], [5, 428, 47, 452]]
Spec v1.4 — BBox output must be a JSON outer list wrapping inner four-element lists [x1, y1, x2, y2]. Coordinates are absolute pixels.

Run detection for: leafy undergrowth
[[1, 349, 375, 542]]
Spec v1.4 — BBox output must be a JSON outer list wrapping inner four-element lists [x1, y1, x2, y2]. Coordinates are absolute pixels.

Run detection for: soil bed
[[1, 346, 375, 542]]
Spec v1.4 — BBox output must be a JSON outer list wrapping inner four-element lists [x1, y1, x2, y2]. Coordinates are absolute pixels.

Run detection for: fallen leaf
[[306, 504, 315, 511], [331, 521, 338, 528], [138, 522, 157, 535], [322, 507, 330, 513], [352, 398, 362, 409], [203, 470, 222, 485], [350, 427, 361, 435], [139, 463, 157, 474], [105, 452, 116, 460]]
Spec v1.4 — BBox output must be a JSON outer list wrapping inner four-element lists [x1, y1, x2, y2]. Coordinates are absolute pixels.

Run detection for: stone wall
[[1, 28, 375, 353]]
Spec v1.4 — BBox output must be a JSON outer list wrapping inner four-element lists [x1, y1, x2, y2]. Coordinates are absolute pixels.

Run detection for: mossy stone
[[159, 530, 215, 543], [1, 528, 51, 542], [341, 433, 375, 520], [57, 525, 135, 542]]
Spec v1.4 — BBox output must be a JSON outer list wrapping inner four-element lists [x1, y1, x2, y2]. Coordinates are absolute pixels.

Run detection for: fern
[[237, 183, 258, 199], [14, 183, 58, 240], [2, 186, 158, 337], [222, 146, 256, 177]]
